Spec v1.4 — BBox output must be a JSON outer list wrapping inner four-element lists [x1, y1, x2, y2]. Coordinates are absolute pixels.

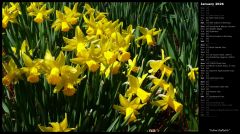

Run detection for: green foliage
[[2, 2, 198, 132]]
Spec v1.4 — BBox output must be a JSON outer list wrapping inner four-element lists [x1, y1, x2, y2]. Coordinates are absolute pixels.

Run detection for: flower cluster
[[2, 2, 198, 130]]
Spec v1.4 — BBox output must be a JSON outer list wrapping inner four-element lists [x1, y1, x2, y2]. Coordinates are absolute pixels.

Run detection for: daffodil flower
[[83, 14, 106, 38], [135, 26, 161, 46], [151, 68, 170, 91], [151, 84, 183, 113], [148, 49, 173, 77], [62, 26, 87, 55], [42, 49, 65, 85], [27, 2, 53, 23], [38, 113, 77, 132], [125, 74, 151, 103], [188, 65, 198, 82], [127, 55, 139, 75], [21, 53, 43, 83], [2, 2, 21, 29], [2, 58, 22, 86], [113, 94, 146, 123], [53, 65, 86, 96], [52, 3, 81, 32], [41, 49, 86, 96]]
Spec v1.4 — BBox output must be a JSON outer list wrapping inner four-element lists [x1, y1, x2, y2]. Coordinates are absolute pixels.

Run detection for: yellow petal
[[2, 16, 9, 29], [138, 26, 147, 35], [138, 73, 148, 86], [38, 124, 53, 132], [60, 113, 68, 130], [149, 60, 161, 74], [160, 64, 173, 77], [125, 107, 136, 123], [113, 105, 125, 114], [151, 100, 168, 110], [49, 122, 61, 132], [136, 88, 151, 103], [22, 53, 33, 67], [56, 51, 65, 67], [119, 94, 129, 107], [44, 49, 55, 61], [128, 75, 139, 89]]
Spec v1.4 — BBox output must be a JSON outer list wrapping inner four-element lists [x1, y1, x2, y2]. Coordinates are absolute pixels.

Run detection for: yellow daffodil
[[27, 2, 53, 23], [127, 55, 139, 75], [148, 49, 173, 77], [188, 65, 198, 82], [2, 58, 22, 86], [151, 68, 170, 91], [113, 94, 146, 123], [38, 113, 77, 132], [42, 49, 65, 85], [53, 65, 86, 96], [151, 84, 183, 113], [62, 26, 87, 55], [2, 2, 21, 29], [52, 3, 81, 32], [21, 53, 42, 83], [135, 26, 161, 46], [41, 49, 86, 96], [125, 74, 151, 103]]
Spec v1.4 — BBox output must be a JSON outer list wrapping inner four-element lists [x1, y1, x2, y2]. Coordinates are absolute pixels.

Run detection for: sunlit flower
[[151, 84, 183, 113], [135, 26, 161, 46], [125, 74, 151, 103], [127, 55, 139, 75], [53, 65, 86, 96], [38, 113, 77, 132], [148, 49, 173, 77], [52, 3, 81, 32], [2, 58, 22, 86], [151, 68, 170, 91], [188, 65, 198, 82], [27, 2, 53, 23], [21, 53, 42, 83], [2, 2, 21, 29], [113, 94, 146, 123], [62, 26, 87, 55]]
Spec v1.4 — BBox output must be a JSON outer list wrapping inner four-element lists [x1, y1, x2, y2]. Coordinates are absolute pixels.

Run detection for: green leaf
[[2, 101, 10, 114], [106, 116, 120, 132]]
